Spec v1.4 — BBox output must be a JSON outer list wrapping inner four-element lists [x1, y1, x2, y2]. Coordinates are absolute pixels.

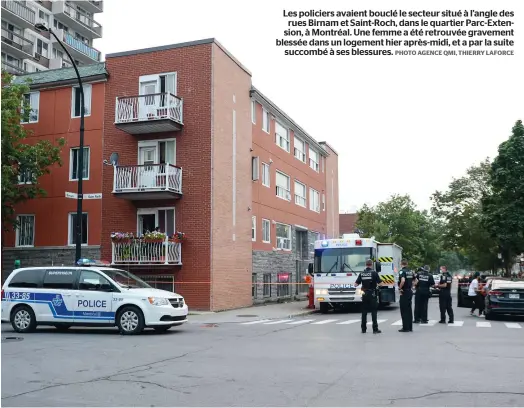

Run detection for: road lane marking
[[476, 321, 491, 328], [422, 320, 438, 326], [287, 319, 315, 325], [368, 319, 387, 325], [336, 319, 360, 325], [448, 321, 464, 327], [241, 320, 271, 325], [392, 320, 402, 326], [504, 323, 522, 329], [264, 319, 293, 325], [312, 319, 339, 325]]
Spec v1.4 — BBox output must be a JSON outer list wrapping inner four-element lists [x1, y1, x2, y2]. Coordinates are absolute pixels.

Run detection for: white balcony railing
[[1, 1, 36, 24], [112, 238, 181, 265], [1, 28, 34, 55], [113, 164, 182, 194], [64, 1, 102, 32], [115, 93, 183, 125]]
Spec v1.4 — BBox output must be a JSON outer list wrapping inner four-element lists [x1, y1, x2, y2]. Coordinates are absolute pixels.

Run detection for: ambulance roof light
[[355, 239, 362, 246]]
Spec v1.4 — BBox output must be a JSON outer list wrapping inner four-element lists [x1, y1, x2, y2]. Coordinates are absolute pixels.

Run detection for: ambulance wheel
[[117, 306, 145, 335], [11, 305, 37, 333], [319, 302, 329, 314], [54, 324, 72, 331]]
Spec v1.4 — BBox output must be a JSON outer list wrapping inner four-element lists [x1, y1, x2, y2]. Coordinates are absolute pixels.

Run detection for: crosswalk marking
[[422, 320, 438, 326], [287, 319, 315, 325], [336, 319, 360, 325], [312, 319, 339, 325], [504, 323, 522, 329], [448, 321, 464, 327], [392, 320, 402, 326], [368, 319, 387, 325], [476, 321, 491, 328], [241, 319, 271, 325], [264, 319, 293, 325]]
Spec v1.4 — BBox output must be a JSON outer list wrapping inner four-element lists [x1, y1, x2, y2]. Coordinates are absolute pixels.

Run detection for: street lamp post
[[35, 24, 84, 264]]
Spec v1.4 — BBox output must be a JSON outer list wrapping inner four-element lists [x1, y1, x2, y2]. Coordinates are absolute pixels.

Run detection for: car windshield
[[99, 268, 152, 289], [314, 247, 372, 273]]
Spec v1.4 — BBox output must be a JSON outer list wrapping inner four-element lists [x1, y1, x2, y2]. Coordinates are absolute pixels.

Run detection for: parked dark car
[[484, 279, 524, 320]]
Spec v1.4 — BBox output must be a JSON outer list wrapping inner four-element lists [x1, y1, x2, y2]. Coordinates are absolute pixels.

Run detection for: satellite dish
[[109, 152, 119, 166]]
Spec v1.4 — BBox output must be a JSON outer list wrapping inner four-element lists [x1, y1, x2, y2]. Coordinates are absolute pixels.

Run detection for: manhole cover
[[2, 337, 24, 343], [237, 314, 258, 317]]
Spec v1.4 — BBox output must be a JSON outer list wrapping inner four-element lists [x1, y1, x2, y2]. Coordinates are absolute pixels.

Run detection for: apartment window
[[252, 156, 260, 181], [71, 83, 92, 117], [322, 193, 326, 211], [70, 147, 90, 180], [69, 213, 88, 245], [262, 108, 270, 133], [261, 162, 270, 187], [263, 273, 271, 297], [16, 215, 35, 247], [310, 188, 320, 212], [251, 100, 256, 124], [294, 180, 307, 207], [18, 163, 34, 185], [275, 121, 290, 152], [38, 9, 50, 26], [36, 39, 49, 58], [54, 20, 69, 32], [294, 137, 306, 162], [277, 273, 290, 297], [309, 147, 319, 172], [276, 222, 291, 250], [21, 92, 40, 123], [276, 171, 291, 201], [252, 273, 257, 298], [262, 219, 271, 243], [252, 216, 256, 241]]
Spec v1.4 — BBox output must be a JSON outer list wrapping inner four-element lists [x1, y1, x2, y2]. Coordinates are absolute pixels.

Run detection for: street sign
[[65, 192, 102, 199]]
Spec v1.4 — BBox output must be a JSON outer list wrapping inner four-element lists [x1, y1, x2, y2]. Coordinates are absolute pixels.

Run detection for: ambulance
[[309, 234, 403, 313]]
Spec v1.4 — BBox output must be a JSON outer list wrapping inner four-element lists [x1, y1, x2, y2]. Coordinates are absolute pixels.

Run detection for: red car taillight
[[488, 290, 503, 296]]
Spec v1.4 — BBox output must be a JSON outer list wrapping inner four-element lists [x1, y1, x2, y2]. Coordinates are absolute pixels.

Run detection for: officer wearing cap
[[398, 259, 417, 332], [436, 265, 454, 324], [414, 265, 435, 324], [355, 259, 383, 334]]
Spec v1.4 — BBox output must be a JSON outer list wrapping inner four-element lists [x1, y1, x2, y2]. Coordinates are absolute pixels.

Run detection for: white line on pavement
[[448, 321, 464, 327], [312, 319, 339, 325], [368, 319, 387, 325], [391, 320, 402, 326], [241, 320, 271, 325], [264, 319, 294, 325], [476, 321, 491, 328], [336, 319, 360, 325], [286, 319, 315, 325], [504, 323, 522, 329], [422, 320, 438, 326]]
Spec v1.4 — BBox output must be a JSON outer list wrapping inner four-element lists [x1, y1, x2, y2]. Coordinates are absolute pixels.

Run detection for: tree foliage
[[1, 71, 65, 231]]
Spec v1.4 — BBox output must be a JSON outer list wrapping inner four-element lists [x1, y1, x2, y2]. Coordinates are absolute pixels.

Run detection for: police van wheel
[[11, 305, 37, 333], [319, 302, 329, 314], [117, 306, 144, 335]]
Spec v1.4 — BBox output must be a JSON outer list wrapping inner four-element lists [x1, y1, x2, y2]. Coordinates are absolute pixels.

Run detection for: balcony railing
[[1, 60, 26, 75], [1, 28, 34, 55], [1, 1, 36, 25], [113, 164, 182, 195], [115, 93, 183, 125], [112, 238, 182, 265], [64, 2, 102, 32], [62, 31, 101, 61]]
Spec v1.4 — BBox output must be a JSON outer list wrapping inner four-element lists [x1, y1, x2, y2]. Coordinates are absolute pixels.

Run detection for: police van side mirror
[[375, 262, 382, 272], [308, 263, 313, 275]]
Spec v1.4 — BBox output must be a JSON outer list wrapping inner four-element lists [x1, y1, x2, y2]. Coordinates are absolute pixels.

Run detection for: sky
[[94, 0, 524, 213]]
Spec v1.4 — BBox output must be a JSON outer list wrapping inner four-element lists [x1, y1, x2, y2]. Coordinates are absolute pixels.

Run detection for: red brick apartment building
[[339, 213, 359, 236], [3, 38, 339, 311]]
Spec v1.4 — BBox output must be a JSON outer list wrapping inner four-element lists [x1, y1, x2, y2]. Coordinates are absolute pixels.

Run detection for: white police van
[[1, 260, 188, 335]]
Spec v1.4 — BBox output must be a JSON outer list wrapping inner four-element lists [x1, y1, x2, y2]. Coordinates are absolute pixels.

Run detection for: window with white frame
[[21, 92, 40, 123], [309, 147, 319, 172], [322, 193, 326, 211], [252, 216, 256, 241], [71, 83, 92, 117], [276, 222, 291, 250], [294, 136, 306, 162], [36, 38, 49, 58], [251, 100, 256, 124], [252, 157, 260, 181], [68, 212, 88, 245], [309, 188, 320, 212], [276, 171, 291, 201], [262, 108, 270, 133], [275, 121, 290, 152], [137, 208, 175, 236], [70, 147, 90, 181], [17, 162, 34, 185], [262, 219, 271, 243], [16, 215, 35, 247], [261, 162, 270, 187], [294, 180, 307, 207]]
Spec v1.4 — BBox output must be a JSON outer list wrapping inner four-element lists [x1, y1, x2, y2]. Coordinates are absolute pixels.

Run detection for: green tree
[[431, 159, 500, 271], [482, 120, 524, 276], [1, 71, 65, 232]]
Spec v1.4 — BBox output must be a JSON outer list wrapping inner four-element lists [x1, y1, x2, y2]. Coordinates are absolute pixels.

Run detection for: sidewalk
[[188, 300, 316, 324]]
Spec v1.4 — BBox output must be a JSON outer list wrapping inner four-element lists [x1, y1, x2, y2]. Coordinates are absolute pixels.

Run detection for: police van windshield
[[314, 247, 372, 273], [99, 268, 152, 289]]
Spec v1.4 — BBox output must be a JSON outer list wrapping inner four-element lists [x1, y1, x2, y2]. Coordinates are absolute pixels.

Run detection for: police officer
[[414, 265, 435, 324], [413, 266, 423, 323], [398, 259, 417, 332], [355, 259, 383, 334], [436, 265, 454, 324]]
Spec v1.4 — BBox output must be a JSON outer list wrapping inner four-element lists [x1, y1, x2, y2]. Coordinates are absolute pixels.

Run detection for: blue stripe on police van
[[2, 292, 115, 320]]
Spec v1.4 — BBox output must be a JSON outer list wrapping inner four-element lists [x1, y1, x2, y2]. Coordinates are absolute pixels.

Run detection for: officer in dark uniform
[[414, 265, 435, 324], [355, 259, 383, 334], [436, 265, 454, 323], [398, 259, 417, 332], [413, 266, 423, 323]]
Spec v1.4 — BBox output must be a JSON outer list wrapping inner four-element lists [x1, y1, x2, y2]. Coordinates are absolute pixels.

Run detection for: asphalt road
[[2, 296, 524, 407]]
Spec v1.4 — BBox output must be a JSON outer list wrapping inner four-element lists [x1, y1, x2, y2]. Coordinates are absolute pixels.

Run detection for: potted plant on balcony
[[144, 231, 166, 243], [171, 231, 186, 244], [111, 232, 134, 243]]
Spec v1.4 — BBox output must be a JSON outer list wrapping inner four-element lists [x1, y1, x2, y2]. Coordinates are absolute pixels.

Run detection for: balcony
[[115, 93, 184, 134], [112, 239, 182, 266], [52, 1, 102, 39], [1, 29, 33, 59], [1, 1, 36, 29], [50, 29, 101, 64], [76, 0, 104, 13], [113, 164, 183, 200], [49, 57, 73, 70], [1, 60, 26, 75]]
